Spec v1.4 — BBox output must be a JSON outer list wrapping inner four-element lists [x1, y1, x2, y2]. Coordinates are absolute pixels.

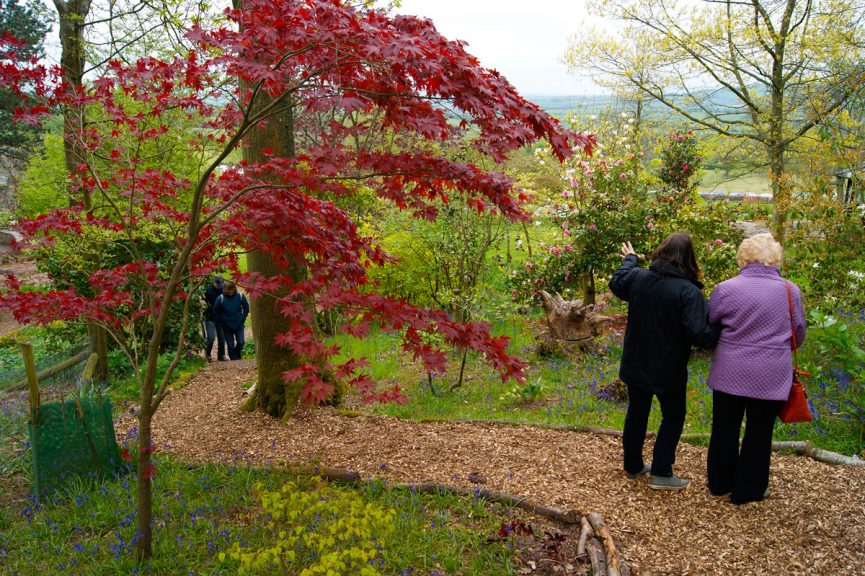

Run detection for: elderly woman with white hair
[[706, 233, 807, 504]]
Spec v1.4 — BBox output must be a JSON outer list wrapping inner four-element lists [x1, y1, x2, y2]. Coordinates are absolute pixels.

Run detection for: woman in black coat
[[609, 232, 718, 490]]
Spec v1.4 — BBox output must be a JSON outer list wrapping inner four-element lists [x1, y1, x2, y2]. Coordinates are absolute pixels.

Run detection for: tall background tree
[[565, 0, 865, 241]]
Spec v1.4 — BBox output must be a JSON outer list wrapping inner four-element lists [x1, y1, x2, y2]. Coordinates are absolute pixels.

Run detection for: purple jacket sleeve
[[789, 282, 807, 348]]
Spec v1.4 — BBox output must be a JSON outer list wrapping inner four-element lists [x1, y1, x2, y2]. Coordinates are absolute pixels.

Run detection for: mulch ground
[[117, 360, 865, 576]]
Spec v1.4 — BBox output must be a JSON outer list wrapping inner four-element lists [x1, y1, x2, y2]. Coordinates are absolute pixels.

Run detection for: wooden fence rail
[[4, 346, 92, 394]]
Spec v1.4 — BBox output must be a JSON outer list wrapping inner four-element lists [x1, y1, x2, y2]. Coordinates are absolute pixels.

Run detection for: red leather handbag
[[778, 281, 812, 424]]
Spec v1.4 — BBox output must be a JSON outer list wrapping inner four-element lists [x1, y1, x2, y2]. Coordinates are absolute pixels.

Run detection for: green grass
[[332, 318, 864, 457], [698, 169, 772, 195], [0, 456, 523, 575]]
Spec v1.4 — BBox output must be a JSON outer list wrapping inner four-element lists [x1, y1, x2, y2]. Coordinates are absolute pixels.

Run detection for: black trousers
[[623, 383, 686, 477], [707, 389, 784, 504]]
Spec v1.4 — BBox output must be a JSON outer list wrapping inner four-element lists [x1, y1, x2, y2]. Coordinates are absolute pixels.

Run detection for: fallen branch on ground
[[771, 441, 865, 466], [680, 434, 865, 466], [588, 512, 621, 576], [586, 537, 607, 576], [393, 482, 581, 525], [577, 516, 593, 557]]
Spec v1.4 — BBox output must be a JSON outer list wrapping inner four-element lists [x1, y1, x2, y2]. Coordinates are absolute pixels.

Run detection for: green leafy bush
[[16, 131, 68, 218], [786, 194, 865, 312], [801, 310, 865, 448]]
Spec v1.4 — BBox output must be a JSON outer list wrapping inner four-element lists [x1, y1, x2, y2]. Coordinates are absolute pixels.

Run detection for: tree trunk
[[248, 252, 306, 418], [134, 401, 153, 559], [53, 0, 92, 209], [581, 268, 596, 306], [240, 84, 307, 418], [768, 140, 787, 244], [54, 0, 107, 385], [87, 323, 108, 381], [769, 41, 787, 245], [538, 290, 610, 341]]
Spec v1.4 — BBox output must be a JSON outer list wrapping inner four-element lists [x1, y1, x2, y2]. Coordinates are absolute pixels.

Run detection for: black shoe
[[625, 465, 651, 480], [217, 357, 228, 361]]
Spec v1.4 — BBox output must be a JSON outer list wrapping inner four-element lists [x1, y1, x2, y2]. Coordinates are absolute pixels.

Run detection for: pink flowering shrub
[[657, 129, 703, 195], [508, 113, 664, 304]]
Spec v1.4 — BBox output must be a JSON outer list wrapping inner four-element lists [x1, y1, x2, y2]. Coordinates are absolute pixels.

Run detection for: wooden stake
[[20, 342, 39, 424]]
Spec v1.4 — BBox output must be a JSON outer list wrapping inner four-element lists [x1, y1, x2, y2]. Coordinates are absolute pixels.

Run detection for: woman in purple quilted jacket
[[707, 233, 807, 504]]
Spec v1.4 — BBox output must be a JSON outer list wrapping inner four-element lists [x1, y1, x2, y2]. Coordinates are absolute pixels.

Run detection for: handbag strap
[[785, 280, 799, 369]]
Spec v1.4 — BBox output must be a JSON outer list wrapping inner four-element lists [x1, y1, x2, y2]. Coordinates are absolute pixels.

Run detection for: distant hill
[[525, 88, 759, 123], [523, 94, 613, 119]]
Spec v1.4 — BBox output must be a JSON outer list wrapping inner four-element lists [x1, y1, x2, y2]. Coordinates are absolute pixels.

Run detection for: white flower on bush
[[848, 270, 865, 284]]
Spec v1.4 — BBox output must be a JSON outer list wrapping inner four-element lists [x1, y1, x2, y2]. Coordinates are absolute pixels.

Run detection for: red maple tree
[[0, 0, 592, 559]]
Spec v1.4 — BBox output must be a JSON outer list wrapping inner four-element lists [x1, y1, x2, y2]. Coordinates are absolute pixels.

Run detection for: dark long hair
[[651, 232, 701, 282]]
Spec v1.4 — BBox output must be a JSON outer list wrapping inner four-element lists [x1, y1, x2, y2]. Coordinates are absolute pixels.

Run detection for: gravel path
[[119, 360, 865, 576]]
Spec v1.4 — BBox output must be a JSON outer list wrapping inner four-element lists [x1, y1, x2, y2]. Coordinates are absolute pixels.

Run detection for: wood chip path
[[119, 360, 865, 575]]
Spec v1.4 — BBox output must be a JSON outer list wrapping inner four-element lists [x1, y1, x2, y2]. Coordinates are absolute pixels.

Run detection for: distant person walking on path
[[610, 233, 719, 491], [213, 281, 250, 361], [706, 233, 806, 504], [202, 276, 226, 362]]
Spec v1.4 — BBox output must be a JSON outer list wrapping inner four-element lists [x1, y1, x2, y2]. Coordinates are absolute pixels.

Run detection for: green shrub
[[16, 131, 68, 218]]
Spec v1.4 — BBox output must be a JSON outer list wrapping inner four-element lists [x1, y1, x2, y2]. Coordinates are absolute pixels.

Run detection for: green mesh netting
[[28, 396, 124, 496]]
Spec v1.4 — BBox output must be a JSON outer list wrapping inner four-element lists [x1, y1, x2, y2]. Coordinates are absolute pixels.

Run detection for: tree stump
[[538, 290, 612, 342]]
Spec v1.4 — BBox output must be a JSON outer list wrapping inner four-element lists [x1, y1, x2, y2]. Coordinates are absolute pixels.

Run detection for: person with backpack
[[213, 281, 250, 360], [202, 276, 227, 361], [609, 233, 719, 491]]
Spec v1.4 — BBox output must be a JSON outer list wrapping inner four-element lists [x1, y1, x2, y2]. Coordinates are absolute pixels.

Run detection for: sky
[[395, 0, 608, 96], [35, 0, 610, 96]]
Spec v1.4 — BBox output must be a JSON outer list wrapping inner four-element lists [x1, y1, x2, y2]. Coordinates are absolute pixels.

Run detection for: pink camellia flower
[[564, 244, 573, 252], [682, 163, 690, 172], [550, 246, 561, 256], [564, 272, 571, 282], [619, 172, 627, 180], [677, 134, 684, 141], [562, 190, 572, 198], [563, 229, 571, 237], [647, 222, 654, 230], [714, 239, 723, 246], [589, 224, 597, 231], [525, 262, 533, 269]]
